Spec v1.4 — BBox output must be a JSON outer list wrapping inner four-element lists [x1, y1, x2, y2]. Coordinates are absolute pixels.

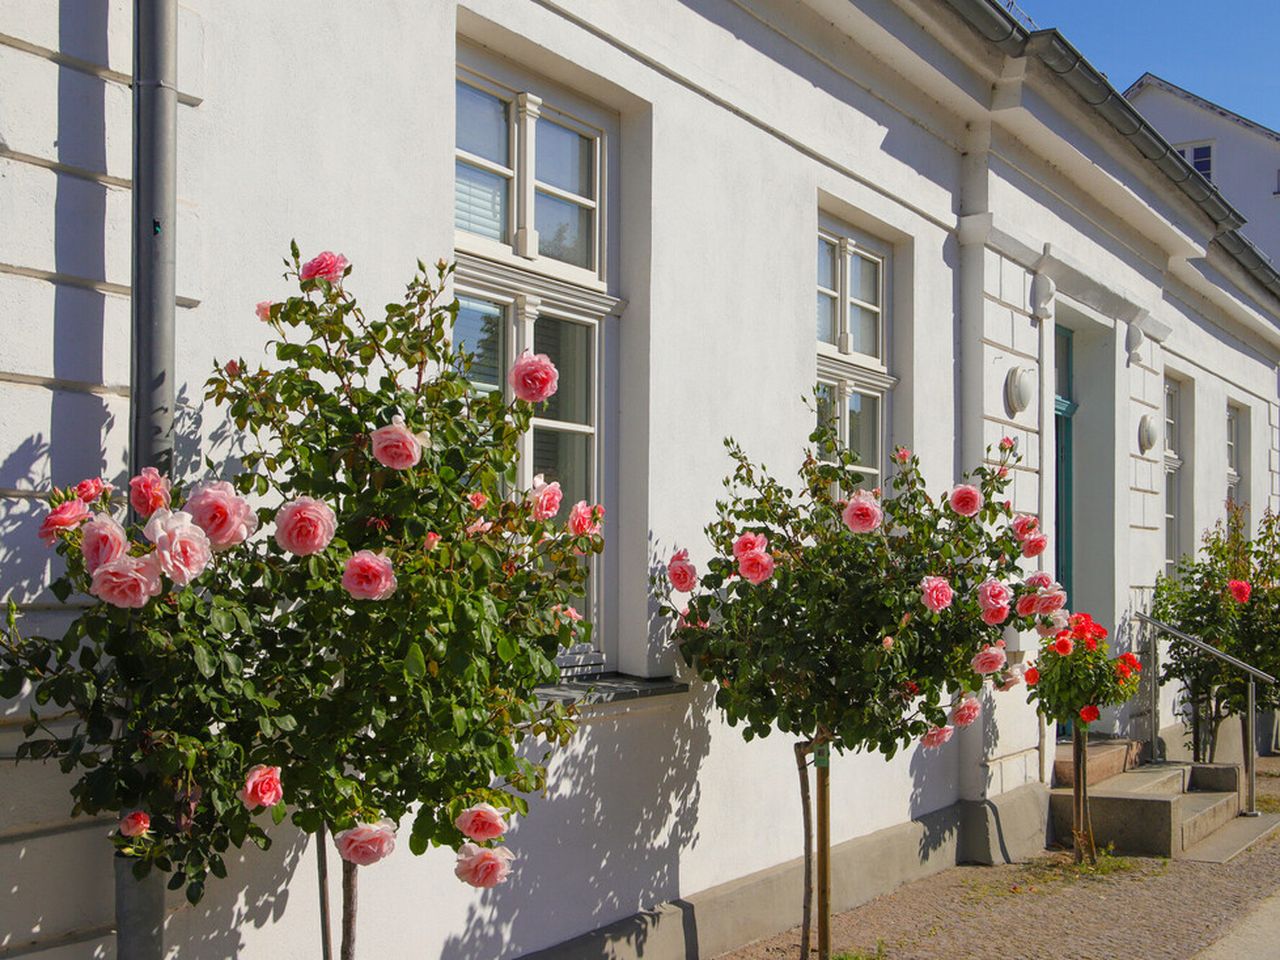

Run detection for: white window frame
[[1164, 378, 1185, 577], [455, 48, 614, 292], [815, 215, 895, 481], [1175, 141, 1214, 182]]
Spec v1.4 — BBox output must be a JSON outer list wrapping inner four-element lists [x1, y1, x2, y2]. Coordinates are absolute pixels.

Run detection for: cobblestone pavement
[[720, 761, 1280, 960]]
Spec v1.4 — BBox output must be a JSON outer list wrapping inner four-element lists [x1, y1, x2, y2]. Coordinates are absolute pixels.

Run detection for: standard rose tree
[[206, 248, 602, 959], [2, 472, 281, 904], [654, 429, 1064, 959]]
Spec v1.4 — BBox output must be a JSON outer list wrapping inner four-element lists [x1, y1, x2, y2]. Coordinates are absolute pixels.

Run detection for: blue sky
[[1021, 1, 1280, 133]]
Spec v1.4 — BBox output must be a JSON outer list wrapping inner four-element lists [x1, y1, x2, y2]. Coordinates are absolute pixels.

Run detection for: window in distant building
[[1175, 142, 1213, 182]]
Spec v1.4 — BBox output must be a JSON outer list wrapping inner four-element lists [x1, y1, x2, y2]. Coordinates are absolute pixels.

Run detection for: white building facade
[[2, 2, 1280, 959]]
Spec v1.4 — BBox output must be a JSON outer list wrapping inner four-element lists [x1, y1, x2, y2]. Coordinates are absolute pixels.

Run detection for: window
[[1164, 378, 1185, 577], [815, 215, 894, 484], [455, 60, 607, 284], [1175, 142, 1213, 182], [1227, 403, 1248, 522]]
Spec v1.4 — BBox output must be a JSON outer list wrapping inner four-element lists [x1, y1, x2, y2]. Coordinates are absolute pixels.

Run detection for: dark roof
[[1124, 73, 1280, 145]]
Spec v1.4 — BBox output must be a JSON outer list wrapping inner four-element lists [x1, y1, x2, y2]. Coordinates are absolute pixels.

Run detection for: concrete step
[[1088, 762, 1190, 796], [1053, 739, 1142, 788], [1181, 791, 1240, 852], [1182, 812, 1280, 863]]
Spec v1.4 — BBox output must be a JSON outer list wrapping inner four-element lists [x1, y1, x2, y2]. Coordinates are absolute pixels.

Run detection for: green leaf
[[404, 643, 426, 678], [210, 608, 235, 635], [192, 644, 217, 678], [271, 801, 287, 825], [496, 634, 516, 663]]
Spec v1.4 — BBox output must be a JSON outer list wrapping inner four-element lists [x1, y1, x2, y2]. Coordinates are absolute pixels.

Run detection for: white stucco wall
[[3, 2, 1280, 959]]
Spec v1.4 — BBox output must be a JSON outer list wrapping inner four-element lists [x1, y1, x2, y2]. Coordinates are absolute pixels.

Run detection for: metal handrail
[[1136, 610, 1274, 817]]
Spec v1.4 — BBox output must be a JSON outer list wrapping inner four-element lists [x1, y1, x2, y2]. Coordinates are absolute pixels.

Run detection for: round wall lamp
[[1138, 414, 1159, 454], [1005, 366, 1035, 415]]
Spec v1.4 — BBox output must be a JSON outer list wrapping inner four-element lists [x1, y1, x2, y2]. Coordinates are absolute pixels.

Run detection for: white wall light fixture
[[1138, 414, 1159, 454], [1005, 366, 1035, 415]]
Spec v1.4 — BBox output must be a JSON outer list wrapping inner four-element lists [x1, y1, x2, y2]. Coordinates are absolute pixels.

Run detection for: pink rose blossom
[[1012, 514, 1040, 540], [342, 551, 397, 601], [882, 636, 895, 650], [239, 764, 283, 810], [39, 498, 90, 545], [552, 604, 584, 622], [274, 497, 337, 556], [920, 576, 954, 613], [335, 820, 397, 866], [75, 477, 109, 502], [185, 481, 258, 551], [1036, 609, 1069, 637], [1024, 571, 1053, 589], [842, 491, 883, 534], [567, 501, 604, 537], [971, 643, 1008, 674], [738, 549, 775, 586], [455, 803, 509, 842], [1015, 593, 1040, 618], [677, 607, 709, 630], [667, 548, 698, 593], [370, 417, 423, 470], [997, 466, 1009, 478], [976, 578, 1011, 611], [299, 251, 348, 283], [119, 811, 151, 838], [528, 475, 564, 521], [732, 532, 769, 560], [1021, 534, 1048, 558], [144, 510, 212, 586], [997, 665, 1025, 692], [90, 553, 162, 609], [999, 436, 1016, 452], [981, 605, 1010, 626], [466, 518, 493, 536], [255, 300, 272, 321], [425, 532, 441, 551], [894, 447, 911, 464], [80, 513, 128, 574], [921, 725, 954, 749], [129, 467, 171, 518], [507, 350, 559, 404], [468, 492, 489, 510], [949, 484, 983, 517], [454, 843, 515, 888], [1034, 586, 1067, 615], [950, 696, 981, 727]]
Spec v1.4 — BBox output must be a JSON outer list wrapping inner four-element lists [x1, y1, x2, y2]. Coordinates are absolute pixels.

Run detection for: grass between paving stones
[[960, 846, 1160, 904]]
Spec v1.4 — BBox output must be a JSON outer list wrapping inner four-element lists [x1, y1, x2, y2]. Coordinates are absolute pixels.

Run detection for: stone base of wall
[[521, 783, 1049, 960]]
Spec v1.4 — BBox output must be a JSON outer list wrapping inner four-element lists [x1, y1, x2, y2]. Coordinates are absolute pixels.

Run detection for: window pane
[[848, 391, 879, 469], [454, 297, 504, 390], [1055, 329, 1072, 401], [456, 82, 509, 163], [849, 303, 879, 357], [817, 293, 837, 344], [818, 237, 837, 290], [533, 428, 591, 509], [536, 192, 593, 268], [815, 382, 837, 461], [455, 161, 508, 240], [1165, 470, 1179, 570], [534, 316, 592, 425], [850, 253, 880, 306], [536, 118, 593, 197]]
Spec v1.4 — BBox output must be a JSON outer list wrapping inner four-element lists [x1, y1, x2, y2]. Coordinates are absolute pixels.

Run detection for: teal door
[[1054, 327, 1076, 605]]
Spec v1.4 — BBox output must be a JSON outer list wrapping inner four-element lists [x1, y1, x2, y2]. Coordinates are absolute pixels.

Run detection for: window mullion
[[515, 293, 541, 485], [837, 236, 852, 355], [514, 92, 542, 259]]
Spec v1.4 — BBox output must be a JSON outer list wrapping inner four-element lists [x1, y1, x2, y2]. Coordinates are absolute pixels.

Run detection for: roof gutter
[[941, 0, 1280, 304]]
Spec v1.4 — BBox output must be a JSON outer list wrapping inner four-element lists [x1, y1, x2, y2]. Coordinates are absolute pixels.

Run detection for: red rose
[[1079, 705, 1100, 724], [1228, 580, 1252, 604], [1024, 666, 1039, 686]]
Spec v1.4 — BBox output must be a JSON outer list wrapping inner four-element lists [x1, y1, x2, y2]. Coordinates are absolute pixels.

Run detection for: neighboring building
[[1126, 72, 1280, 264], [3, 3, 1280, 959]]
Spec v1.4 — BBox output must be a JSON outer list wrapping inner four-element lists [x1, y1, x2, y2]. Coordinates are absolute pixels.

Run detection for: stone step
[[1088, 762, 1190, 796], [1181, 791, 1240, 852], [1182, 812, 1280, 863], [1053, 739, 1142, 788]]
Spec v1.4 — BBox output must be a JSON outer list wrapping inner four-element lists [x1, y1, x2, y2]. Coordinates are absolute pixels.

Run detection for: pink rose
[[1021, 534, 1048, 558], [921, 725, 954, 749], [507, 350, 559, 404], [842, 491, 883, 534], [299, 250, 349, 283], [454, 843, 515, 888], [1034, 586, 1067, 615], [342, 551, 397, 601], [274, 497, 337, 556], [129, 467, 171, 518], [1036, 609, 1068, 637], [239, 764, 283, 809], [971, 643, 1008, 675], [370, 417, 423, 470], [667, 548, 698, 593], [335, 819, 397, 866], [144, 510, 212, 586], [119, 810, 151, 838], [39, 497, 90, 545], [90, 553, 162, 609], [185, 481, 258, 551], [999, 436, 1016, 452], [981, 605, 1010, 626], [732, 532, 769, 559], [997, 665, 1025, 692], [950, 696, 981, 727], [920, 576, 954, 613], [225, 359, 241, 378], [528, 475, 563, 521], [552, 604, 584, 622], [425, 532, 441, 550], [677, 607, 709, 630], [1024, 571, 1053, 589], [567, 501, 604, 537], [80, 513, 128, 574], [255, 300, 272, 321], [1012, 514, 1039, 540], [894, 447, 911, 464], [882, 636, 895, 650], [455, 803, 509, 842], [468, 492, 489, 510], [466, 518, 493, 536], [75, 477, 109, 502], [976, 578, 1011, 611], [948, 485, 983, 517], [738, 549, 775, 585], [1015, 593, 1039, 618]]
